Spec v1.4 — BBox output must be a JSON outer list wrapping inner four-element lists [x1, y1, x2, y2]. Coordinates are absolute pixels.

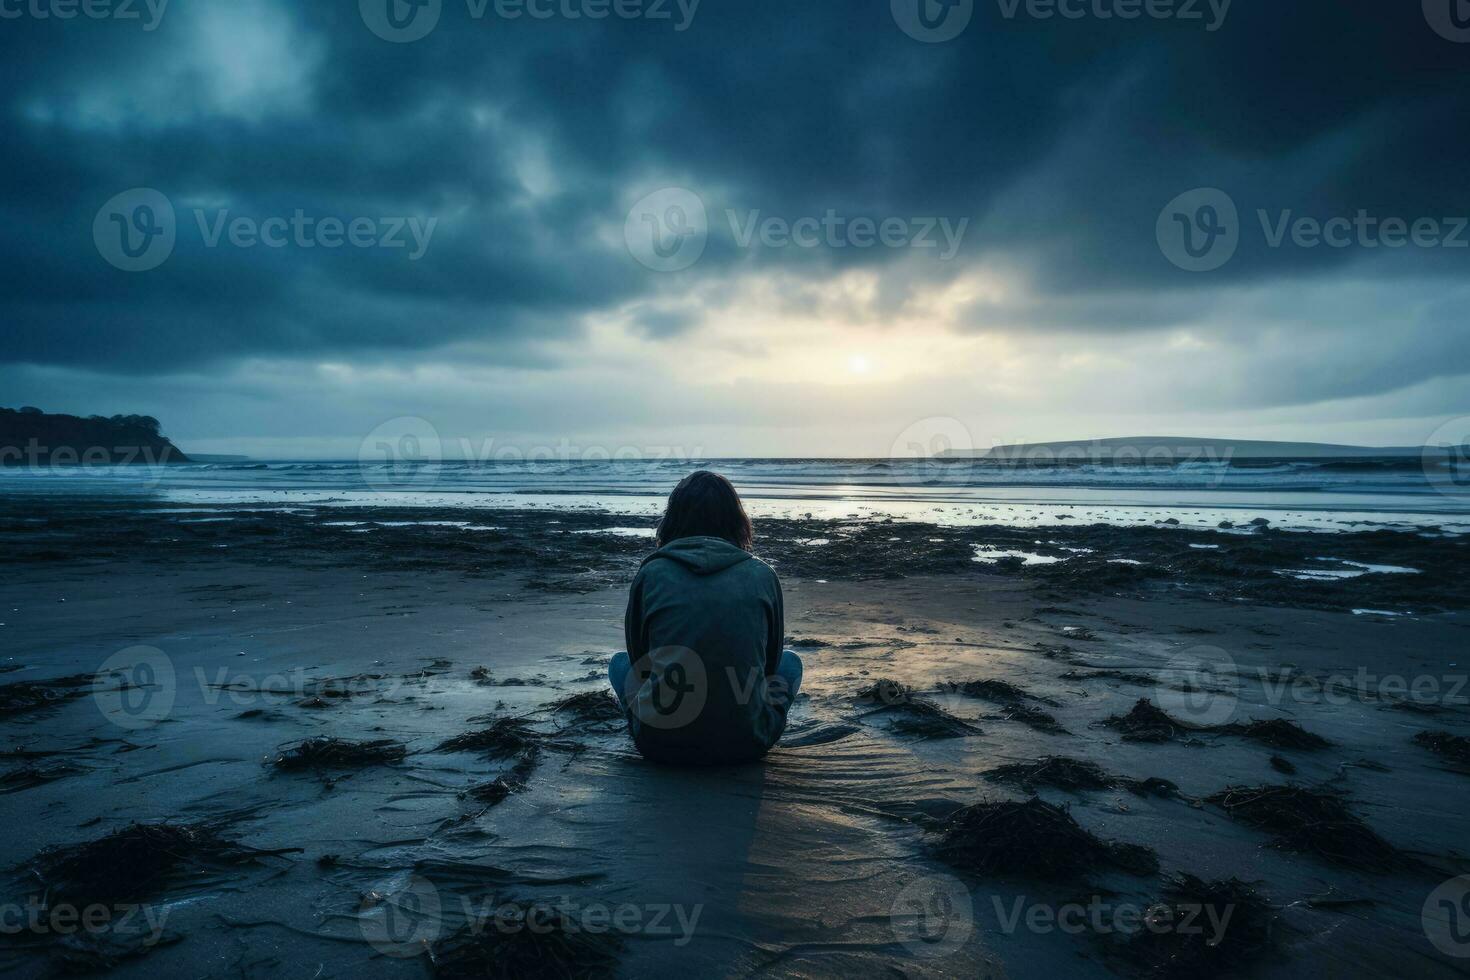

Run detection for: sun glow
[[586, 267, 1022, 389]]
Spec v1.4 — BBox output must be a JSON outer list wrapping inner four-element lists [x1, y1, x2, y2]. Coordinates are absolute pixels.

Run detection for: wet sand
[[2, 509, 1469, 977]]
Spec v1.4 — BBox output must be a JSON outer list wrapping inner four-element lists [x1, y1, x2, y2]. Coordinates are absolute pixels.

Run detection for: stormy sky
[[2, 0, 1468, 457]]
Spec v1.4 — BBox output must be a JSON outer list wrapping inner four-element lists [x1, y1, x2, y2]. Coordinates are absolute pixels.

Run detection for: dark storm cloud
[[1, 0, 1467, 394]]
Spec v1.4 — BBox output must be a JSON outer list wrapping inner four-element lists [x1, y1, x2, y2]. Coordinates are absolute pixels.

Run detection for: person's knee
[[770, 650, 803, 705], [608, 652, 632, 707]]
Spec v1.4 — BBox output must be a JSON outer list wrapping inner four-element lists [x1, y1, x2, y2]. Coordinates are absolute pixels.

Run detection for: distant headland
[[941, 436, 1442, 461], [0, 406, 189, 466]]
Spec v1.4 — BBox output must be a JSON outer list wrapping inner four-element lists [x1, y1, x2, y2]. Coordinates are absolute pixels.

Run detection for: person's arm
[[624, 571, 648, 662], [766, 573, 785, 677]]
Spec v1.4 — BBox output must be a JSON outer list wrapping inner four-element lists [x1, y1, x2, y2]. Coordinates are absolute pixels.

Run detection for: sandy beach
[[2, 502, 1468, 977]]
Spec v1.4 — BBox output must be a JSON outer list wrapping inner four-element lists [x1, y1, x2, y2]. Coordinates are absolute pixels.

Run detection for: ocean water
[[3, 456, 1468, 534]]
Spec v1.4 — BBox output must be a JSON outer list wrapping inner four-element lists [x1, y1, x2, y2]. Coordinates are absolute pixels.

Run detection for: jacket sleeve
[[624, 571, 649, 661], [766, 573, 785, 677]]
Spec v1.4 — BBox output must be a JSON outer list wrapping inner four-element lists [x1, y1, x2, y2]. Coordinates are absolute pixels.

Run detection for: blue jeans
[[609, 650, 803, 710]]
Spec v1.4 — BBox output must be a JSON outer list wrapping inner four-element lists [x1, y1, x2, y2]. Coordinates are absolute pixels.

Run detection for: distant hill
[[0, 406, 189, 466], [942, 436, 1442, 461]]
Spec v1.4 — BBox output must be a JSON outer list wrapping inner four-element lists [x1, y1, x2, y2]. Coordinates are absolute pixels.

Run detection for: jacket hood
[[641, 536, 753, 575]]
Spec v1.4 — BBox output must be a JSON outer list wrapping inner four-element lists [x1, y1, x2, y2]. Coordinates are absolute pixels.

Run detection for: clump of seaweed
[[269, 737, 407, 770], [547, 690, 624, 731], [29, 822, 297, 907], [460, 776, 523, 807], [1204, 785, 1410, 871], [933, 797, 1158, 879], [853, 678, 979, 738], [436, 718, 541, 759], [301, 680, 358, 701], [871, 699, 980, 739], [1412, 731, 1470, 768], [1102, 699, 1200, 742], [472, 676, 536, 688], [1220, 719, 1331, 751], [0, 675, 93, 718], [1124, 776, 1184, 799], [996, 702, 1069, 735], [983, 757, 1180, 798], [1103, 701, 1330, 750], [457, 750, 538, 807], [0, 745, 67, 761], [1061, 668, 1155, 686], [947, 679, 1065, 733], [890, 701, 981, 738], [1034, 605, 1087, 616], [854, 678, 914, 706], [944, 678, 1056, 705], [234, 708, 283, 721], [428, 900, 622, 979], [1109, 874, 1276, 979], [0, 762, 79, 794], [984, 757, 1116, 792]]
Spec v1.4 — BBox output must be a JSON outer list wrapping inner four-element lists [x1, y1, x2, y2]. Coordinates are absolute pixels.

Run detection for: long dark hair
[[656, 471, 754, 551]]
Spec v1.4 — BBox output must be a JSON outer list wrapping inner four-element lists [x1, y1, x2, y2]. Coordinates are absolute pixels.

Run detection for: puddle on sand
[[972, 546, 1063, 566], [573, 527, 656, 538], [1278, 559, 1421, 582]]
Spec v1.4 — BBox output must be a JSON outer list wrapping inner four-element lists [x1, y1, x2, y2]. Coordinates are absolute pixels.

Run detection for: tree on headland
[[110, 414, 162, 436], [0, 406, 188, 465]]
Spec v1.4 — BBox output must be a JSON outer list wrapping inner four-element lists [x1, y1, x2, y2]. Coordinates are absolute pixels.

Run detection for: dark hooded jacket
[[621, 536, 788, 765]]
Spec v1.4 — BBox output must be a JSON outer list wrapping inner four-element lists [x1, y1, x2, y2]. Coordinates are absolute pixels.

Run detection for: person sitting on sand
[[609, 471, 802, 765]]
